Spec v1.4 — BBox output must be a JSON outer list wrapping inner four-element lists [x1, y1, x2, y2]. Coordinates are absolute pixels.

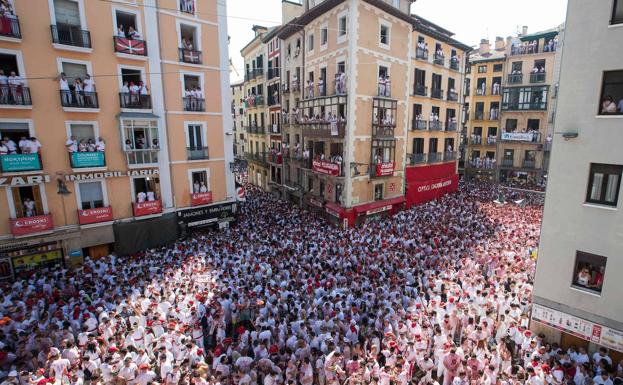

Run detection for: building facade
[[231, 81, 245, 158], [0, 0, 235, 279], [531, 0, 623, 358]]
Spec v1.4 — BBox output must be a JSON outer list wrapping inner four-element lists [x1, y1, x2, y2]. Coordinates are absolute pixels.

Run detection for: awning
[[353, 196, 406, 215], [116, 112, 160, 119], [324, 201, 345, 217]]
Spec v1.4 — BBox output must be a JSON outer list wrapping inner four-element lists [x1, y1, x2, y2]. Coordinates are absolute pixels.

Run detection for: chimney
[[479, 39, 490, 55], [282, 0, 304, 24], [494, 36, 505, 51], [506, 36, 513, 49], [522, 26, 528, 36], [252, 25, 268, 37]]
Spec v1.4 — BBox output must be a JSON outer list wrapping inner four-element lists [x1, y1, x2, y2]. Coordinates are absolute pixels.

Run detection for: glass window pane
[[80, 182, 103, 208], [590, 173, 604, 200], [605, 174, 619, 202]]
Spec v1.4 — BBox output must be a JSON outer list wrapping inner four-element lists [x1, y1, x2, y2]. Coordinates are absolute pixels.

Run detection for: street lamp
[[56, 173, 71, 226]]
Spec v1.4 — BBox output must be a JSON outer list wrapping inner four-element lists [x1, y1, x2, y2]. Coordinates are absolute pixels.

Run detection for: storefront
[[177, 201, 237, 234], [303, 195, 325, 214], [405, 162, 459, 207], [0, 240, 64, 280], [351, 196, 406, 226]]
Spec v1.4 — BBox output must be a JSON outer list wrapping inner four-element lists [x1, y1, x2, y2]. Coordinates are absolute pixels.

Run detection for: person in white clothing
[[66, 136, 78, 153], [146, 190, 156, 201], [137, 191, 147, 203], [59, 73, 71, 105], [95, 137, 105, 152], [121, 81, 131, 107], [8, 71, 23, 104], [0, 69, 8, 104], [83, 74, 96, 107]]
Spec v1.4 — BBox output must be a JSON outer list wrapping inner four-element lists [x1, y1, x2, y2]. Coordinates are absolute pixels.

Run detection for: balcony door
[[11, 185, 44, 218], [191, 171, 209, 194], [132, 177, 160, 203], [428, 138, 438, 154], [62, 62, 88, 85], [187, 124, 203, 150], [412, 138, 424, 154]]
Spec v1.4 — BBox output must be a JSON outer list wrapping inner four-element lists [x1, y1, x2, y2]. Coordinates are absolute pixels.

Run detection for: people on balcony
[[601, 96, 618, 114], [307, 79, 314, 98], [318, 77, 325, 96], [96, 137, 105, 152], [334, 71, 346, 94], [490, 106, 499, 120], [117, 25, 126, 38], [23, 197, 36, 217], [84, 74, 96, 106], [182, 36, 194, 51], [0, 70, 7, 104], [492, 81, 500, 95], [127, 26, 141, 40]]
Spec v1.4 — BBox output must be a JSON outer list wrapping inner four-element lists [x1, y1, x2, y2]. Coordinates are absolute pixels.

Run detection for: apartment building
[[498, 26, 562, 184], [231, 81, 245, 158], [463, 38, 506, 181], [531, 0, 623, 358], [0, 0, 235, 279]]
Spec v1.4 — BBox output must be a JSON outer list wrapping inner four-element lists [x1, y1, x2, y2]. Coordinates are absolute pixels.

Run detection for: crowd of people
[[0, 135, 41, 156], [65, 136, 105, 154], [0, 182, 621, 385], [510, 38, 558, 56]]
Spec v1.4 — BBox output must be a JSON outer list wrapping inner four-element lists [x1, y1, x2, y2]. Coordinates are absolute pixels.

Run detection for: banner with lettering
[[312, 160, 340, 176], [10, 215, 54, 236], [375, 162, 395, 177], [191, 192, 213, 206], [133, 200, 162, 217], [78, 206, 113, 225]]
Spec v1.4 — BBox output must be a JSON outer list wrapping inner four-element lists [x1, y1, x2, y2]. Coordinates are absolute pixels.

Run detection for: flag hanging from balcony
[[183, 50, 199, 63], [116, 38, 146, 55]]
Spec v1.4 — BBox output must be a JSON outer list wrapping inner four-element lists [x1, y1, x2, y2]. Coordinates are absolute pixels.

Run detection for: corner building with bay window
[[0, 0, 235, 280]]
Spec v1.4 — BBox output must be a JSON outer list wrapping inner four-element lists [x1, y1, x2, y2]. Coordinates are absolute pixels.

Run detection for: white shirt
[[59, 78, 70, 90], [83, 78, 95, 92], [29, 140, 41, 153], [66, 139, 78, 152], [146, 191, 155, 201], [8, 75, 23, 87], [0, 75, 7, 85], [137, 192, 147, 203]]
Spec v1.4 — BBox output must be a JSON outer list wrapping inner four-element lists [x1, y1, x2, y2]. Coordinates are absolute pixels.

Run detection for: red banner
[[375, 162, 395, 177], [312, 160, 340, 176], [78, 207, 113, 225], [115, 37, 146, 55], [406, 174, 459, 206], [133, 200, 162, 217], [191, 192, 213, 206], [10, 214, 54, 236]]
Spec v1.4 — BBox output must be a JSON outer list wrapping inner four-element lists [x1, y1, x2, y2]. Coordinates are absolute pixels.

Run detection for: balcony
[[0, 86, 31, 106], [470, 135, 482, 145], [372, 122, 395, 138], [132, 200, 162, 217], [9, 214, 53, 236], [1, 153, 42, 173], [412, 119, 427, 131], [431, 88, 444, 100], [191, 192, 212, 206], [413, 84, 428, 97], [429, 121, 443, 131], [502, 101, 547, 111], [179, 48, 203, 64], [244, 95, 264, 108], [450, 58, 460, 71], [51, 24, 91, 48], [501, 159, 514, 167], [180, 0, 195, 14], [500, 131, 541, 142], [507, 73, 523, 84], [476, 88, 487, 96], [407, 153, 426, 165], [530, 72, 546, 83], [416, 47, 429, 61], [247, 125, 266, 134], [433, 54, 445, 66], [245, 152, 268, 165], [447, 90, 458, 102], [114, 36, 147, 56], [60, 90, 99, 109], [377, 82, 392, 98], [187, 146, 209, 160], [312, 159, 344, 177], [69, 151, 106, 169], [370, 162, 395, 178], [444, 151, 456, 161], [268, 152, 283, 165], [510, 44, 557, 56], [125, 149, 159, 166], [267, 68, 280, 80], [428, 152, 442, 163], [523, 159, 536, 168], [301, 121, 346, 138], [445, 121, 458, 131], [474, 111, 486, 120], [119, 93, 152, 109], [0, 15, 21, 39], [183, 97, 205, 112], [77, 206, 113, 225], [485, 136, 497, 145]]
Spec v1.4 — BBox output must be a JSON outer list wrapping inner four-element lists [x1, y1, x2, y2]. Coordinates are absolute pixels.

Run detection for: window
[[308, 33, 314, 52], [493, 63, 503, 72], [78, 182, 104, 209], [379, 23, 390, 46], [11, 186, 44, 218], [187, 124, 207, 160], [392, 0, 400, 8], [505, 119, 518, 132], [572, 251, 607, 294], [121, 119, 159, 165], [502, 86, 548, 110], [179, 0, 195, 14], [320, 26, 328, 46], [338, 16, 347, 37], [374, 184, 384, 201], [477, 65, 487, 73], [586, 163, 623, 207], [133, 176, 160, 203], [612, 0, 623, 24], [191, 170, 209, 193], [598, 70, 623, 115]]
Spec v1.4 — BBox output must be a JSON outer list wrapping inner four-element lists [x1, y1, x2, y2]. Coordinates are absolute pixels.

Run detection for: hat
[[139, 363, 149, 369]]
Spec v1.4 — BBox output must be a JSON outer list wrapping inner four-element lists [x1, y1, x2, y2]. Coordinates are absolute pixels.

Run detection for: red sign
[[236, 186, 246, 201], [389, 182, 396, 192], [78, 206, 113, 225], [133, 200, 162, 217], [10, 214, 54, 236], [191, 192, 213, 206], [375, 162, 395, 177], [406, 174, 459, 206], [312, 160, 340, 176], [115, 37, 146, 55], [592, 325, 603, 343]]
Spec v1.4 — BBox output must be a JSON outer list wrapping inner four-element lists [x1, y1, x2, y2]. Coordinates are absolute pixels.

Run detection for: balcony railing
[[501, 131, 541, 142], [407, 153, 426, 165], [450, 59, 460, 71], [444, 151, 456, 161], [470, 135, 482, 145], [530, 72, 546, 83], [369, 162, 395, 178], [0, 15, 21, 39], [187, 146, 209, 160], [523, 159, 536, 168], [476, 88, 487, 96], [244, 95, 264, 108], [486, 136, 497, 145], [429, 121, 443, 131], [267, 68, 280, 80], [60, 90, 99, 109], [377, 82, 391, 98], [510, 44, 557, 56], [428, 152, 442, 163], [113, 36, 147, 56], [447, 91, 458, 101], [412, 119, 427, 131], [474, 111, 486, 120], [502, 159, 514, 167], [51, 24, 91, 48], [431, 88, 444, 99], [507, 73, 523, 84], [9, 214, 53, 236], [372, 123, 395, 138], [245, 152, 268, 164], [183, 97, 205, 112], [119, 93, 152, 109], [0, 86, 31, 106], [301, 121, 346, 138], [416, 47, 429, 60], [247, 125, 266, 134], [445, 121, 457, 131], [502, 101, 547, 111], [69, 151, 105, 168], [268, 152, 283, 164], [125, 149, 159, 165], [414, 84, 428, 97], [132, 200, 162, 217], [433, 54, 445, 66], [179, 48, 203, 64], [1, 153, 42, 172], [179, 0, 195, 14]]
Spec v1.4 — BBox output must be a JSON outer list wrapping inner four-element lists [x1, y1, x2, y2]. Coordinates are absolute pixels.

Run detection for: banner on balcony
[[12, 249, 63, 276], [10, 215, 54, 236], [191, 192, 213, 206], [133, 200, 162, 217], [71, 152, 105, 168], [182, 49, 200, 63], [312, 160, 340, 176], [78, 206, 113, 225], [1, 154, 40, 172], [330, 121, 339, 136], [501, 132, 536, 142], [115, 38, 146, 55], [375, 162, 395, 177]]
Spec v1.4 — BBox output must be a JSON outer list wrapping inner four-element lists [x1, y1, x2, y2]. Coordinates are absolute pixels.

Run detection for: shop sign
[[12, 249, 63, 275], [10, 214, 54, 236], [309, 198, 324, 208], [366, 205, 392, 216], [0, 153, 41, 172], [0, 169, 159, 187], [71, 152, 106, 168], [375, 162, 395, 177], [133, 200, 162, 217], [326, 207, 340, 218], [78, 206, 113, 225], [417, 179, 453, 193], [191, 192, 213, 206], [178, 202, 237, 228], [312, 160, 340, 176]]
